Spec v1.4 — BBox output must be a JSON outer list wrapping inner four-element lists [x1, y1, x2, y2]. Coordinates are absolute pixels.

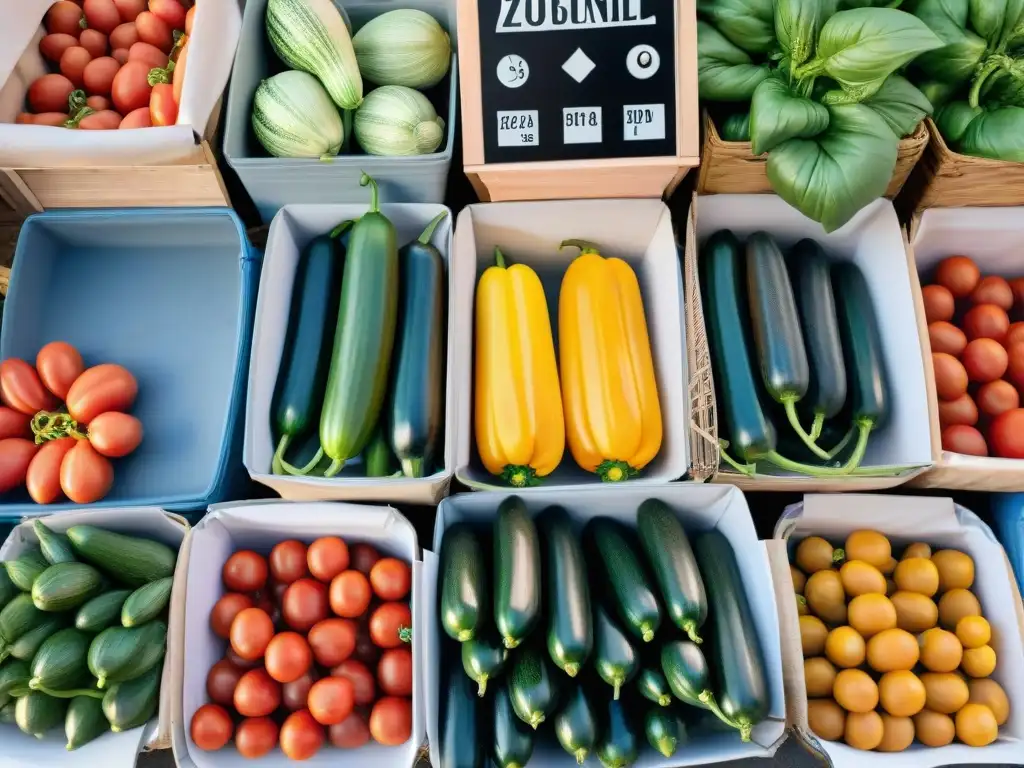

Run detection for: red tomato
[[282, 578, 329, 632], [0, 359, 57, 415], [40, 33, 80, 62], [185, 4, 195, 34], [236, 717, 279, 759], [206, 658, 244, 706], [113, 0, 146, 22], [86, 95, 110, 110], [928, 321, 967, 357], [210, 592, 254, 639], [35, 342, 84, 399], [225, 646, 261, 670], [28, 75, 76, 116], [307, 537, 349, 582], [942, 424, 988, 456], [962, 338, 1008, 383], [282, 671, 317, 712], [0, 439, 39, 494], [109, 22, 139, 49], [149, 0, 186, 29], [149, 82, 177, 126], [989, 408, 1024, 458], [935, 256, 981, 298], [60, 47, 93, 87], [127, 41, 167, 68], [971, 275, 1014, 310], [350, 543, 381, 575], [82, 56, 120, 96], [65, 364, 138, 424], [330, 570, 372, 618], [1006, 322, 1024, 347], [307, 618, 356, 667], [977, 380, 1020, 418], [234, 668, 281, 718], [135, 10, 172, 51], [1007, 342, 1024, 389], [190, 703, 233, 751], [28, 112, 71, 126], [119, 106, 151, 127], [0, 408, 31, 440], [369, 697, 412, 746], [280, 710, 324, 761], [46, 1, 85, 35], [932, 353, 969, 401], [1010, 278, 1024, 311], [370, 558, 411, 601], [60, 440, 113, 503], [937, 393, 978, 427], [378, 648, 413, 696], [112, 47, 129, 64], [270, 540, 308, 584], [331, 659, 375, 705], [79, 29, 109, 58], [223, 550, 268, 593], [110, 60, 152, 114], [329, 711, 371, 749], [922, 284, 955, 324], [353, 620, 380, 666], [229, 607, 275, 661], [172, 38, 187, 103], [83, 0, 122, 33], [307, 677, 355, 726], [369, 602, 412, 649], [265, 632, 313, 683], [26, 437, 76, 504], [78, 110, 123, 129], [87, 412, 143, 457], [964, 304, 1010, 342]]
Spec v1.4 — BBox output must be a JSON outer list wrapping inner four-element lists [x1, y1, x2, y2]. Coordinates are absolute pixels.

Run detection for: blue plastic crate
[[0, 208, 260, 517], [991, 493, 1024, 596]]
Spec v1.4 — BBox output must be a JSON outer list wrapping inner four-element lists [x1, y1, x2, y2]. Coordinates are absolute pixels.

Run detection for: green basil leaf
[[841, 0, 904, 7], [863, 75, 933, 136], [698, 0, 776, 53], [776, 0, 835, 68], [918, 79, 959, 109], [986, 69, 1024, 106], [934, 100, 983, 144], [698, 21, 773, 101], [913, 0, 988, 85], [751, 78, 831, 154], [766, 103, 898, 232], [720, 112, 752, 141], [960, 106, 1024, 159], [968, 0, 1024, 49]]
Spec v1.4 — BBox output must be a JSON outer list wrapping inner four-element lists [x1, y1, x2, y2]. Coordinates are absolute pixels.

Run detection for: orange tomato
[[932, 353, 968, 400], [369, 602, 412, 648], [235, 717, 279, 759], [78, 110, 124, 130], [40, 33, 80, 62], [369, 697, 412, 746], [26, 437, 77, 504], [971, 276, 1013, 310], [0, 358, 58, 415], [60, 440, 113, 503], [135, 10, 172, 52], [36, 342, 83, 400], [190, 704, 233, 751], [964, 304, 1010, 343], [280, 710, 324, 760], [308, 537, 350, 582], [0, 439, 39, 494], [148, 0, 186, 29], [119, 106, 151, 128], [113, 0, 146, 22], [370, 558, 412, 601], [185, 4, 195, 34], [307, 677, 355, 726], [87, 411, 143, 457], [265, 632, 313, 684], [30, 112, 72, 127], [172, 40, 188, 104], [935, 256, 980, 298], [922, 285, 955, 323], [977, 380, 1019, 417], [149, 82, 178, 126], [65, 363, 138, 423], [329, 570, 372, 618]]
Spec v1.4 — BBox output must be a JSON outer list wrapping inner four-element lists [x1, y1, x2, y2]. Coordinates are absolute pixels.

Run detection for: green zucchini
[[320, 174, 399, 476], [32, 562, 103, 612], [33, 520, 76, 565], [636, 499, 706, 643], [494, 497, 540, 649], [584, 518, 661, 643], [539, 507, 591, 677], [461, 629, 507, 697], [554, 684, 598, 765], [593, 600, 636, 700], [121, 577, 173, 627], [9, 615, 65, 661], [66, 694, 109, 750], [5, 549, 50, 591], [16, 690, 66, 738], [441, 664, 482, 768], [661, 640, 714, 709], [0, 699, 16, 723], [645, 708, 688, 758], [596, 698, 639, 768], [88, 621, 166, 688], [0, 594, 46, 645], [508, 645, 559, 729], [29, 628, 91, 691], [365, 423, 399, 477], [389, 212, 447, 478], [76, 590, 132, 633], [0, 568, 18, 608], [695, 530, 770, 742], [491, 680, 534, 768], [636, 666, 673, 707], [102, 661, 161, 732], [439, 525, 486, 642], [66, 527, 177, 587], [0, 659, 31, 697]]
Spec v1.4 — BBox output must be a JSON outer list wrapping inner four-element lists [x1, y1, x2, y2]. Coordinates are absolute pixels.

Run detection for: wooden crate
[[0, 170, 41, 225]]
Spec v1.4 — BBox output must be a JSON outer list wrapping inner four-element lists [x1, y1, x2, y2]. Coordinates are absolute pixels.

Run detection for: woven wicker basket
[[696, 110, 930, 198]]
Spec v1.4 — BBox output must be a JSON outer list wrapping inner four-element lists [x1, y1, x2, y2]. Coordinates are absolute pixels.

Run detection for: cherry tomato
[[190, 703, 233, 751], [265, 632, 313, 684], [329, 711, 371, 749], [307, 677, 355, 726], [210, 592, 254, 639], [990, 408, 1024, 458], [933, 353, 969, 401], [330, 570, 372, 618], [236, 717, 279, 759], [962, 338, 1008, 383], [922, 284, 955, 324], [353, 620, 380, 666], [978, 380, 1020, 418], [280, 710, 324, 761], [127, 41, 167, 68], [370, 558, 411, 601], [1007, 342, 1024, 389], [83, 0, 122, 33], [113, 0, 146, 22], [46, 1, 85, 35], [350, 543, 381, 575], [82, 56, 120, 96], [86, 95, 111, 111], [928, 321, 967, 357], [135, 11, 172, 51], [40, 33, 80, 62], [109, 22, 139, 50], [59, 47, 91, 89], [283, 578, 329, 632], [307, 536, 349, 582], [79, 29, 109, 59], [270, 540, 308, 584], [223, 550, 268, 593], [206, 658, 244, 706], [150, 82, 177, 126], [119, 106, 151, 127], [234, 668, 281, 718], [78, 110, 123, 129], [26, 437, 76, 504], [110, 60, 152, 114], [938, 393, 978, 427], [149, 0, 186, 29], [28, 74, 75, 117], [60, 440, 113, 503], [942, 424, 988, 456], [226, 646, 261, 670], [964, 304, 1010, 342], [282, 671, 317, 712], [87, 411, 143, 457], [1006, 322, 1024, 347], [971, 275, 1013, 310], [332, 659, 375, 705], [307, 618, 356, 667], [377, 648, 413, 697], [0, 439, 39, 494], [1010, 278, 1024, 311], [0, 408, 31, 440], [0, 359, 57, 415], [230, 607, 274, 661], [185, 4, 195, 34], [369, 602, 412, 649], [65, 364, 138, 423], [935, 256, 980, 298], [369, 697, 412, 746]]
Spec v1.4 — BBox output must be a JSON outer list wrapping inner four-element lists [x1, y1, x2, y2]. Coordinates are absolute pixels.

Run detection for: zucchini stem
[[401, 457, 425, 478], [809, 413, 825, 441], [574, 749, 588, 765], [329, 219, 353, 239], [359, 171, 380, 212], [760, 421, 871, 476], [417, 210, 448, 245], [324, 458, 345, 477], [563, 662, 580, 677], [29, 684, 104, 700], [682, 620, 703, 644], [826, 425, 856, 459], [278, 442, 325, 476], [657, 694, 671, 707], [699, 690, 742, 733], [783, 398, 831, 460], [718, 441, 756, 476]]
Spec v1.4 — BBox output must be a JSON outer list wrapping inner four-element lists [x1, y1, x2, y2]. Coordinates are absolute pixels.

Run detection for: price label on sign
[[623, 104, 665, 141], [497, 110, 540, 146], [563, 107, 602, 144]]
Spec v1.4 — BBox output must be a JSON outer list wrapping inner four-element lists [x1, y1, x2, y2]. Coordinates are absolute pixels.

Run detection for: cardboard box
[[427, 484, 788, 767], [172, 500, 426, 768], [451, 199, 690, 489], [769, 494, 1024, 767], [243, 204, 455, 504], [687, 193, 933, 490], [0, 507, 191, 765]]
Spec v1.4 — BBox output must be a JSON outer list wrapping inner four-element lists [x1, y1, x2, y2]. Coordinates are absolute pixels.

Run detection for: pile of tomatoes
[[20, 0, 192, 130], [191, 537, 415, 761], [0, 341, 142, 504]]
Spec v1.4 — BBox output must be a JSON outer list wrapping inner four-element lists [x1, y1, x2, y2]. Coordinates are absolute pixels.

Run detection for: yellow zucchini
[[558, 240, 662, 481], [474, 247, 565, 486]]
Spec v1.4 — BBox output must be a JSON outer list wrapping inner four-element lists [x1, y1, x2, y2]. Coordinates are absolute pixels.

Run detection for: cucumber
[[9, 615, 65, 661], [439, 525, 486, 642], [29, 628, 91, 691], [494, 497, 540, 649], [636, 499, 706, 643], [695, 530, 770, 742], [508, 645, 559, 729], [645, 708, 688, 758], [0, 659, 31, 697], [66, 527, 177, 587], [553, 684, 598, 765], [584, 518, 661, 643], [33, 520, 76, 565], [441, 664, 482, 768], [491, 680, 534, 768], [76, 590, 132, 633], [596, 698, 638, 768], [0, 699, 15, 723], [121, 578, 173, 627], [0, 594, 46, 645], [0, 568, 18, 608], [5, 550, 50, 591], [32, 563, 103, 612], [102, 661, 161, 732], [539, 507, 591, 677], [593, 600, 636, 699], [66, 694, 109, 750], [461, 629, 507, 697], [16, 690, 67, 738], [365, 423, 398, 477], [661, 640, 713, 709], [88, 621, 166, 688], [636, 666, 673, 707]]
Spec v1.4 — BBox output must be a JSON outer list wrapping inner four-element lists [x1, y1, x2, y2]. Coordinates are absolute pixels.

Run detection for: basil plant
[[698, 0, 942, 231]]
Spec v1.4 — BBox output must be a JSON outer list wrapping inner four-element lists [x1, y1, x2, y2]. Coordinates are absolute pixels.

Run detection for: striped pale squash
[[252, 71, 345, 158], [352, 9, 452, 89], [353, 86, 445, 156]]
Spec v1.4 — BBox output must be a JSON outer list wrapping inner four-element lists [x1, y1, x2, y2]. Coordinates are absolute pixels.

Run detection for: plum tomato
[[60, 440, 113, 504], [109, 22, 139, 50], [1006, 342, 1024, 389], [210, 593, 254, 639], [148, 0, 186, 29], [350, 542, 381, 575], [369, 602, 412, 649], [307, 536, 349, 582], [971, 275, 1014, 310], [46, 1, 85, 35], [65, 364, 138, 424], [234, 668, 281, 718], [264, 632, 313, 684], [26, 437, 76, 504], [40, 33, 80, 63], [308, 618, 356, 667], [0, 359, 57, 415], [270, 540, 308, 584], [989, 409, 1024, 459], [86, 94, 111, 110], [26, 112, 71, 126], [60, 46, 93, 88], [962, 338, 1008, 383], [113, 0, 146, 22], [112, 47, 130, 64], [942, 425, 988, 457], [935, 256, 980, 298], [82, 56, 120, 96], [280, 710, 324, 761], [922, 284, 955, 324], [963, 304, 1010, 343], [331, 659, 375, 705], [283, 578, 329, 632], [329, 570, 372, 618], [134, 10, 172, 51], [206, 658, 245, 706], [377, 648, 413, 697], [190, 703, 233, 751], [229, 607, 275, 661], [977, 380, 1020, 418], [79, 29, 110, 59], [127, 41, 167, 68], [329, 711, 371, 749], [185, 4, 195, 34], [307, 677, 355, 726], [87, 412, 143, 457], [119, 106, 151, 127], [369, 697, 412, 746], [933, 353, 969, 401], [928, 321, 967, 357], [0, 439, 39, 495], [223, 550, 269, 593], [282, 671, 317, 712], [110, 60, 152, 115], [150, 82, 178, 126], [369, 558, 411, 601], [28, 74, 76, 114], [0, 408, 31, 441], [78, 110, 123, 130], [1007, 322, 1024, 347], [938, 393, 978, 428], [236, 717, 279, 759], [84, 0, 122, 33]]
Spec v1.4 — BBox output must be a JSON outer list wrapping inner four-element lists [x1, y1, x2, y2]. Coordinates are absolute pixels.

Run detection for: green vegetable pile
[[438, 498, 771, 768], [0, 520, 176, 750], [699, 0, 943, 231]]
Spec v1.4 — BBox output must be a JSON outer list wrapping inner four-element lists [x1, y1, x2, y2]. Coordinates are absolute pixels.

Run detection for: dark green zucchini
[[494, 498, 540, 649], [539, 507, 591, 677], [720, 111, 750, 141], [508, 645, 559, 729], [32, 562, 103, 612], [636, 499, 706, 643], [491, 681, 534, 768], [121, 577, 173, 627], [584, 518, 660, 643], [29, 628, 91, 691], [461, 629, 507, 697], [9, 615, 65, 661], [636, 666, 673, 707], [33, 520, 76, 565], [66, 527, 176, 587], [320, 174, 399, 476], [596, 698, 639, 768], [5, 549, 49, 592], [102, 661, 161, 732], [440, 525, 486, 642], [389, 211, 447, 479], [76, 590, 132, 633], [661, 640, 713, 709], [16, 690, 66, 738], [695, 530, 770, 742], [66, 694, 109, 750], [0, 699, 15, 723], [554, 683, 598, 765], [645, 708, 688, 758], [441, 664, 482, 768], [0, 659, 31, 697], [593, 600, 637, 700], [365, 423, 399, 477], [0, 568, 17, 608]]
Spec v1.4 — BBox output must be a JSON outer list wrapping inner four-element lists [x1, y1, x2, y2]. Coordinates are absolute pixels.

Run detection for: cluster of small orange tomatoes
[[20, 0, 193, 130], [0, 341, 142, 505], [191, 536, 415, 761], [922, 255, 1024, 459]]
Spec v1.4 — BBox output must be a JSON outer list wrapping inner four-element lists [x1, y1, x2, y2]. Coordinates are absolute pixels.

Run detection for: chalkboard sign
[[478, 0, 677, 164]]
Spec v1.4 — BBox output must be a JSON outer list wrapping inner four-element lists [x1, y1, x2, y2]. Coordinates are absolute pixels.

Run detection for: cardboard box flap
[[422, 551, 441, 768], [791, 494, 961, 539], [765, 540, 806, 734]]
